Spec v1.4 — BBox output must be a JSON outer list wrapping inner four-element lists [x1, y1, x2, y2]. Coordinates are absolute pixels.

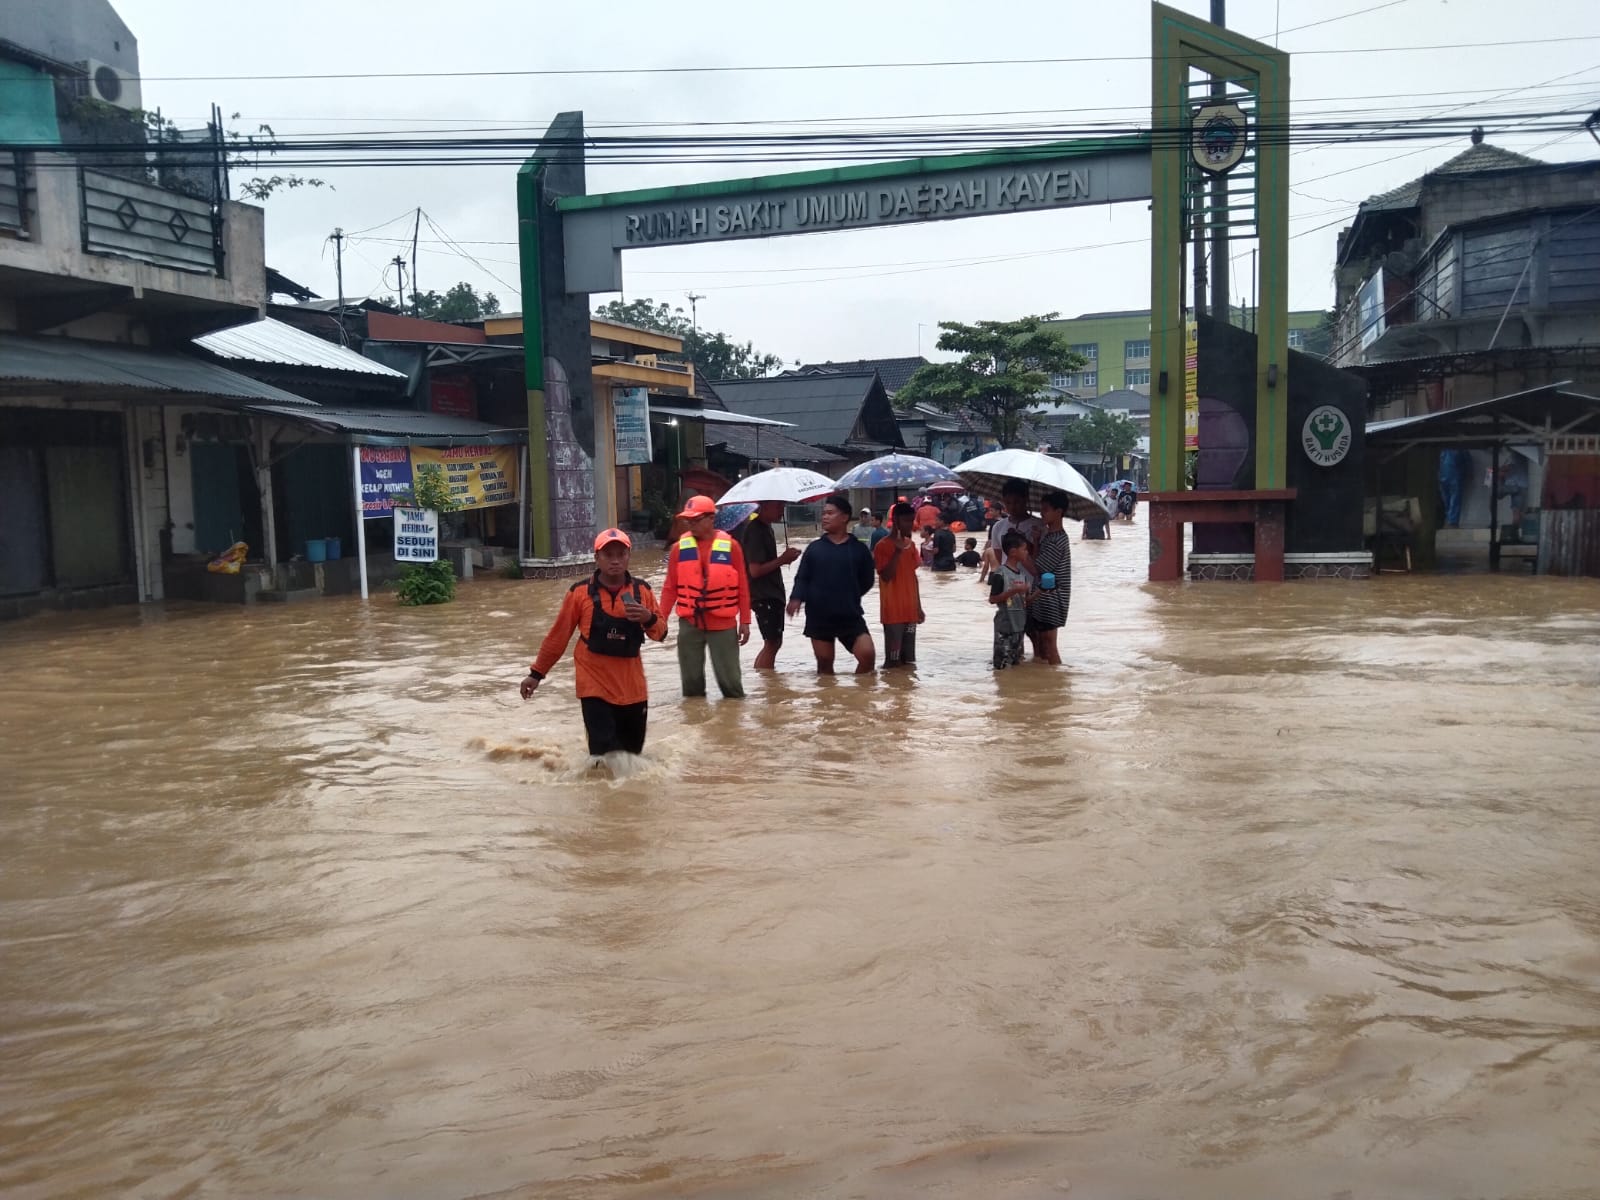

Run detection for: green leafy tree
[[404, 282, 501, 322], [593, 298, 783, 380], [896, 314, 1086, 446], [1055, 407, 1141, 464]]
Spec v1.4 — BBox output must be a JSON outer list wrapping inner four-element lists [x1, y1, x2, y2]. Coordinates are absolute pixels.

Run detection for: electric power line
[[113, 34, 1600, 84]]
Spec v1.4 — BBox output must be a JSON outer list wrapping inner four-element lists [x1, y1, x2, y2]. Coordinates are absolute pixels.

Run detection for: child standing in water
[[988, 531, 1032, 670], [520, 528, 667, 759]]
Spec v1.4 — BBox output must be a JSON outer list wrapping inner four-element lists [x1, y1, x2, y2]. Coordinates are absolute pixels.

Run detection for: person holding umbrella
[[1026, 491, 1073, 665], [786, 493, 876, 675], [982, 478, 1044, 581], [741, 500, 800, 670], [660, 495, 751, 700]]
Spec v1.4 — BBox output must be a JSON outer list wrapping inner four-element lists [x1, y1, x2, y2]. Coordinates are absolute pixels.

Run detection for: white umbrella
[[956, 448, 1111, 521], [716, 466, 837, 506]]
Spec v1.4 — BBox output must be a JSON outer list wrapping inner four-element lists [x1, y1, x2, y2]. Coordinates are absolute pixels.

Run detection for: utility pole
[[1209, 0, 1230, 326], [686, 291, 704, 338], [410, 208, 421, 311], [330, 227, 345, 312], [391, 256, 408, 313]]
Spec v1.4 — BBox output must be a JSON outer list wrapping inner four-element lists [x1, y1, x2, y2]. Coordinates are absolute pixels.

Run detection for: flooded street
[[3, 529, 1599, 1199]]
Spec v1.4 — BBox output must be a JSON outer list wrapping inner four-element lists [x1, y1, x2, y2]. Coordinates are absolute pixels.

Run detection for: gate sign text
[[561, 148, 1154, 294]]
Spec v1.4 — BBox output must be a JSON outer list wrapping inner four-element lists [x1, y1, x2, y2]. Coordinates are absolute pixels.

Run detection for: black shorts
[[803, 614, 870, 647], [579, 697, 648, 756], [752, 597, 785, 643]]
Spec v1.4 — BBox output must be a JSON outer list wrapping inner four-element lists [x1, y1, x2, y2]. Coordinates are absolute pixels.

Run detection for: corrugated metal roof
[[0, 332, 315, 405], [194, 317, 406, 379], [649, 403, 794, 427], [1367, 382, 1599, 442], [244, 403, 525, 445]]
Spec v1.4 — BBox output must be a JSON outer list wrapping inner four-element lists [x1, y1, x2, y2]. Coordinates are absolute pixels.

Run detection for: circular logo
[[1302, 405, 1352, 467], [1191, 102, 1248, 174]]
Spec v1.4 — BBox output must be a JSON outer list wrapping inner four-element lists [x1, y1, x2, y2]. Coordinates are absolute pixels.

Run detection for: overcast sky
[[117, 0, 1599, 363]]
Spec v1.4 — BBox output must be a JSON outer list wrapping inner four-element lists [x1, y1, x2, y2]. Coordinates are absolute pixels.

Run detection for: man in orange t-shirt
[[873, 500, 925, 668], [520, 528, 667, 757]]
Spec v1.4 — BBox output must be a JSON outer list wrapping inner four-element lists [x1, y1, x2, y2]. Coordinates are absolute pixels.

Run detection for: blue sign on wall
[[359, 446, 414, 519]]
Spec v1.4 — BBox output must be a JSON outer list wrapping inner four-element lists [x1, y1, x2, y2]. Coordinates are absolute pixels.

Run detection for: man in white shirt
[[983, 478, 1044, 577]]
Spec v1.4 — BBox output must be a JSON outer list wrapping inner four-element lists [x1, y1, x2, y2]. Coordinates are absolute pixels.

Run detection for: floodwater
[[2, 528, 1599, 1200]]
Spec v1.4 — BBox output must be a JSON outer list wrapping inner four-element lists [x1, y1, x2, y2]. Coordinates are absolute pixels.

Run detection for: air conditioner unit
[[83, 59, 142, 112]]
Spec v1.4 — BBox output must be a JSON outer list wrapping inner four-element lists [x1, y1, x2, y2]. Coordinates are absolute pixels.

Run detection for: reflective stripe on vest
[[674, 532, 740, 623]]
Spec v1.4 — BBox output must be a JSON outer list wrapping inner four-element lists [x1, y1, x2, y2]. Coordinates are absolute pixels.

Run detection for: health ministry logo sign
[[1302, 406, 1352, 467]]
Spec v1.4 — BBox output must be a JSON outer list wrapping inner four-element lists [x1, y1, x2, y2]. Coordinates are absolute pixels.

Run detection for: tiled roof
[[1359, 142, 1546, 212], [705, 424, 841, 464], [693, 371, 726, 408], [713, 371, 898, 449], [796, 356, 928, 394]]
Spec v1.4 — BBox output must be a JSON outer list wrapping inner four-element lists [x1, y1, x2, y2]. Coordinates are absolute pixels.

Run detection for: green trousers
[[677, 623, 744, 699]]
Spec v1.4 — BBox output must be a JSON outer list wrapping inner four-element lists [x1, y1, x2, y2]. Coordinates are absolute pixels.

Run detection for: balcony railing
[[79, 166, 221, 276]]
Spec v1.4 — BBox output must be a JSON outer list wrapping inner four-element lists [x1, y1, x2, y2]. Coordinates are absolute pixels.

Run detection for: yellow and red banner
[[410, 445, 519, 511]]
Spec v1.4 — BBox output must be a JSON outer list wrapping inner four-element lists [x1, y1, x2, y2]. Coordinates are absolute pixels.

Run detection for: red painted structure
[[1143, 490, 1297, 582]]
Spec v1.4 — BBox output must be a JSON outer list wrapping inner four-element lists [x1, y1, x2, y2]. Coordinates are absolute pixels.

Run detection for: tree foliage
[[593, 298, 783, 380], [404, 282, 501, 322], [403, 463, 460, 513], [896, 314, 1086, 447], [1054, 407, 1141, 462]]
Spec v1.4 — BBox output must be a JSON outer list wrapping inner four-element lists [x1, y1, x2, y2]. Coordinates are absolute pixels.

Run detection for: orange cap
[[593, 527, 631, 551], [676, 495, 717, 519]]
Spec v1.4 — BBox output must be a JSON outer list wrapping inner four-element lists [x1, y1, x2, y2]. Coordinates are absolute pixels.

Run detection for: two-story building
[[1042, 307, 1328, 397], [0, 1, 296, 615], [1332, 134, 1600, 568]]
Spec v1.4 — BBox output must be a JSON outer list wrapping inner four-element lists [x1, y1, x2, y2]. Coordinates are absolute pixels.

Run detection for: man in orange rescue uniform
[[520, 528, 667, 757], [660, 495, 751, 699]]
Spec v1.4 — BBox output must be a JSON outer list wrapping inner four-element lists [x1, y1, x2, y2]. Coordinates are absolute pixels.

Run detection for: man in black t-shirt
[[787, 492, 877, 674], [740, 501, 800, 670]]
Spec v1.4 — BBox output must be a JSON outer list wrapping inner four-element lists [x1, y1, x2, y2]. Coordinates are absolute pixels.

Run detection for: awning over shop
[[194, 317, 407, 379], [0, 332, 315, 406], [706, 423, 842, 464], [1366, 383, 1600, 448], [648, 402, 795, 428], [244, 403, 525, 446]]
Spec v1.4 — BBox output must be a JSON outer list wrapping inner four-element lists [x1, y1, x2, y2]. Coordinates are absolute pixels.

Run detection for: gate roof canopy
[[1365, 383, 1600, 449]]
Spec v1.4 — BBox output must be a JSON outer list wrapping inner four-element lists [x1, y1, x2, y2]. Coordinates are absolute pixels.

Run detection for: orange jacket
[[531, 572, 666, 706], [660, 532, 751, 631]]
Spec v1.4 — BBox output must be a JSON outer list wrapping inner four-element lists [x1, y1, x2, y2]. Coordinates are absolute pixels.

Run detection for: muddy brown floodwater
[[2, 528, 1599, 1199]]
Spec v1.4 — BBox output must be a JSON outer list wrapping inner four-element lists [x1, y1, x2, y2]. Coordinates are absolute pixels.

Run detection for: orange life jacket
[[674, 531, 740, 623]]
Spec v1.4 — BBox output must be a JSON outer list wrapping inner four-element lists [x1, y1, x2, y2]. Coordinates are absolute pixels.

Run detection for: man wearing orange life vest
[[520, 528, 667, 757], [659, 495, 752, 699]]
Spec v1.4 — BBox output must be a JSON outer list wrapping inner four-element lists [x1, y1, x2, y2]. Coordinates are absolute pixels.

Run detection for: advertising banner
[[360, 445, 519, 519], [410, 445, 519, 511], [359, 446, 414, 518], [393, 506, 439, 562], [614, 386, 653, 465], [1184, 319, 1199, 451]]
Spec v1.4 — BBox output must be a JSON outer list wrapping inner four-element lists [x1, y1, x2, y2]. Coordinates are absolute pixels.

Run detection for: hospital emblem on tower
[[1191, 101, 1248, 174]]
